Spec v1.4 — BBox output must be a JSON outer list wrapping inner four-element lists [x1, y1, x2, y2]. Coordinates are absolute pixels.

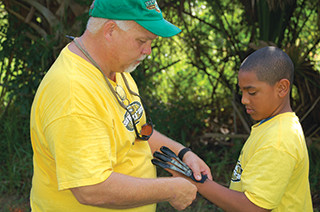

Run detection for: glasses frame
[[73, 38, 153, 141], [125, 96, 154, 141], [115, 84, 154, 141]]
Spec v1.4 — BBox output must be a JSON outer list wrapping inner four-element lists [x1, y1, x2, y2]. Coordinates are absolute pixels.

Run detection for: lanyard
[[73, 37, 140, 110]]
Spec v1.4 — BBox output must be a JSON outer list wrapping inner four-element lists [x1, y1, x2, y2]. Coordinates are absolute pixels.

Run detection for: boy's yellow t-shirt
[[30, 45, 156, 212], [230, 112, 313, 211]]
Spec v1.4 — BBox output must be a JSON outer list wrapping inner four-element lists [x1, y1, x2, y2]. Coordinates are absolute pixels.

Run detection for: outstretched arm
[[148, 130, 213, 181], [196, 180, 270, 212]]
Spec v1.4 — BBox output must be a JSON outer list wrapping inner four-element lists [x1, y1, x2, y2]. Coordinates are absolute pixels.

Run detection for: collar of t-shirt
[[259, 116, 275, 126]]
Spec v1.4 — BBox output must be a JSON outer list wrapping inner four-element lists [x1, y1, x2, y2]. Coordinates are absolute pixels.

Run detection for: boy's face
[[238, 70, 282, 121]]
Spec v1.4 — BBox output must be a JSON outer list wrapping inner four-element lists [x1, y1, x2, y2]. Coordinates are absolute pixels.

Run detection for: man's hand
[[168, 177, 197, 210], [71, 172, 197, 210]]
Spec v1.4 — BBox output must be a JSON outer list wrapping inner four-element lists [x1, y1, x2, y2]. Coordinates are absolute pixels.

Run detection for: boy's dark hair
[[240, 46, 294, 86]]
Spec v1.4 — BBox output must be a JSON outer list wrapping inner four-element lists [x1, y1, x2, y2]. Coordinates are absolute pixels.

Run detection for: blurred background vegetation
[[0, 0, 319, 211]]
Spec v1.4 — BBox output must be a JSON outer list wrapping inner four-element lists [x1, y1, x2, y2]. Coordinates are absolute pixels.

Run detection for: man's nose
[[142, 42, 152, 55]]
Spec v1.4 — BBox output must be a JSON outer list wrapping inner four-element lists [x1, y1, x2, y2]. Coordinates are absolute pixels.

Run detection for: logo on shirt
[[123, 101, 143, 131], [144, 0, 161, 13], [231, 160, 243, 182]]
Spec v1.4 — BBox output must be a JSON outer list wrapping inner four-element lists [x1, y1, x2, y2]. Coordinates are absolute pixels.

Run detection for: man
[[30, 0, 212, 211]]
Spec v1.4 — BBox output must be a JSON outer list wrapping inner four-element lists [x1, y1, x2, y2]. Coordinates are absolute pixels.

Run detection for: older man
[[30, 0, 211, 211]]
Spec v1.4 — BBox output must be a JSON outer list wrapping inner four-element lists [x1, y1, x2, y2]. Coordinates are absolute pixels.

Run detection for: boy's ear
[[277, 79, 290, 98]]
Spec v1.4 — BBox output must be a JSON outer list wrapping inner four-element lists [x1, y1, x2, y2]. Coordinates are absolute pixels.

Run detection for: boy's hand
[[152, 146, 212, 183]]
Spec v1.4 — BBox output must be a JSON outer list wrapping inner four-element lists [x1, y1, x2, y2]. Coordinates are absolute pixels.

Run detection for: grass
[[0, 196, 30, 212], [0, 105, 33, 212]]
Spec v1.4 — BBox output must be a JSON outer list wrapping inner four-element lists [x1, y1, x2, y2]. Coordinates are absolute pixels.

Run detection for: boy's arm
[[197, 180, 271, 212]]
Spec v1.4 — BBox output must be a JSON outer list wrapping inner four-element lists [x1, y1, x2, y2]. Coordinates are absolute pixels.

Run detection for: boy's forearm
[[197, 180, 270, 212]]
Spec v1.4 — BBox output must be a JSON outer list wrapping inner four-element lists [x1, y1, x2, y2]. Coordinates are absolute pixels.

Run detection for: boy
[[176, 46, 313, 211]]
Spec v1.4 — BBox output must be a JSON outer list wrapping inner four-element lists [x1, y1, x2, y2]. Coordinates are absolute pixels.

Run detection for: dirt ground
[[0, 195, 30, 212]]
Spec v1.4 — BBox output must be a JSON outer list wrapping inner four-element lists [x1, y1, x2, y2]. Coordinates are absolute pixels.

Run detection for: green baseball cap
[[89, 0, 181, 37]]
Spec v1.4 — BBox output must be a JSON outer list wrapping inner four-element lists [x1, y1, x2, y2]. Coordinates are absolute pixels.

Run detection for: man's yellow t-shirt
[[230, 112, 313, 211], [30, 45, 156, 212]]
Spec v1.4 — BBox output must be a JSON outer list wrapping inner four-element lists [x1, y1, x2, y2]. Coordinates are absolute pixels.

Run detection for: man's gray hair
[[86, 17, 133, 33]]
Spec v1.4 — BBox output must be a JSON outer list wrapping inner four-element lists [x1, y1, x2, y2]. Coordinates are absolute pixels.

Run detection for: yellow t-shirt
[[30, 45, 156, 212], [229, 112, 313, 211]]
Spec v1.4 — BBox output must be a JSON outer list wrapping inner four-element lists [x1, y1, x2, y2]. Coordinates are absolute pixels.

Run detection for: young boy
[[182, 46, 313, 211]]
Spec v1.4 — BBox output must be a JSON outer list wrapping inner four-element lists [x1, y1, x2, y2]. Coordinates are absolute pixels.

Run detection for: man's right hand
[[168, 177, 197, 210], [71, 172, 198, 210]]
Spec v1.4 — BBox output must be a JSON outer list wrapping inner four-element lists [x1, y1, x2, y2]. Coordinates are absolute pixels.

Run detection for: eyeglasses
[[115, 85, 154, 141], [72, 38, 152, 141]]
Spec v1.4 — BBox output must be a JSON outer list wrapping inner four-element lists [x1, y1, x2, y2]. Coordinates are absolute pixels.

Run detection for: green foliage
[[308, 142, 320, 209], [0, 105, 32, 196]]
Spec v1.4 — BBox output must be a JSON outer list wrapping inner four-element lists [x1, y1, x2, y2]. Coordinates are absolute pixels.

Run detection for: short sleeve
[[45, 114, 114, 190], [241, 146, 297, 209]]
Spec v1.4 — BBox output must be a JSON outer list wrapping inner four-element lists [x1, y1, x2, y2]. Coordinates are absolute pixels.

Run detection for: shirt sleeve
[[241, 146, 297, 209], [45, 114, 115, 190]]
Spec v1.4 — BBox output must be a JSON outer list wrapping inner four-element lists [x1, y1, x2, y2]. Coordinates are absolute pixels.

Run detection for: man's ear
[[277, 79, 290, 98], [103, 20, 116, 41]]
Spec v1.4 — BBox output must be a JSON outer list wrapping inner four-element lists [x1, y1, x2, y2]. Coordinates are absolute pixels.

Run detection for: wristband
[[178, 147, 191, 160]]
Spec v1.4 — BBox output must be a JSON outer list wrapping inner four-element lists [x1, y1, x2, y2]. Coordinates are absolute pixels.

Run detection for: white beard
[[125, 55, 147, 73], [125, 63, 140, 73]]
